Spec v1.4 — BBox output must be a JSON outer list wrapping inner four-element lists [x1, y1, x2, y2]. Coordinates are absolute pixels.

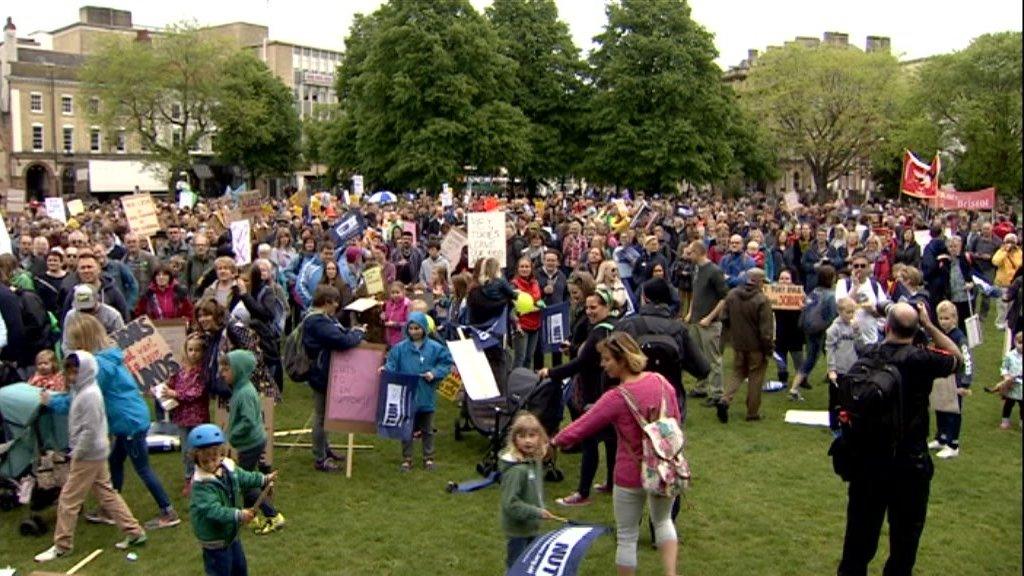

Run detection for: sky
[[6, 0, 1022, 67]]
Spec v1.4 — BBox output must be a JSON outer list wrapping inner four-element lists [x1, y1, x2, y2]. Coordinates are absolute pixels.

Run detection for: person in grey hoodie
[[34, 351, 146, 563], [823, 297, 873, 430]]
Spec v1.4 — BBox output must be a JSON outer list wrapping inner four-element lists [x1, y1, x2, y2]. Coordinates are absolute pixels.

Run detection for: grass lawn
[[1, 322, 1020, 575]]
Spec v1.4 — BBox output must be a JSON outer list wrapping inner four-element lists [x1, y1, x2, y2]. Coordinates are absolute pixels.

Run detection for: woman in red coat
[[511, 257, 542, 369], [133, 264, 194, 321]]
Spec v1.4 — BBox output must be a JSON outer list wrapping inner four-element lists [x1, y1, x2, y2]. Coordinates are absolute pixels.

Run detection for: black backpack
[[799, 288, 834, 336], [829, 344, 912, 480], [13, 288, 56, 353]]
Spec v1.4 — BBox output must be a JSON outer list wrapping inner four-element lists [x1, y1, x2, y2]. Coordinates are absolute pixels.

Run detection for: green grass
[[2, 324, 1020, 575]]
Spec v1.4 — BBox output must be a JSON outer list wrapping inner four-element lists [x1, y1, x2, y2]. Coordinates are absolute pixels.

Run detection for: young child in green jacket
[[500, 412, 557, 569], [188, 423, 276, 576], [221, 350, 286, 535]]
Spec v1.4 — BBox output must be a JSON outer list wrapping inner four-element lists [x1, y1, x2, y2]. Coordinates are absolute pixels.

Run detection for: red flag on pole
[[900, 150, 941, 199]]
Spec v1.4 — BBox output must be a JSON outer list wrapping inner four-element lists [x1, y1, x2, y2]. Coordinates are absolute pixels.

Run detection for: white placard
[[45, 197, 67, 223], [914, 230, 931, 255], [440, 183, 452, 207], [344, 297, 381, 313], [67, 198, 85, 216], [352, 175, 364, 197], [178, 190, 197, 210], [230, 220, 252, 266], [440, 227, 467, 268], [784, 410, 830, 427], [0, 215, 12, 255], [446, 339, 500, 401], [467, 211, 506, 268]]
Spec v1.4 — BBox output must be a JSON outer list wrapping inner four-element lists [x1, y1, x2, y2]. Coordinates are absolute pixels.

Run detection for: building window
[[88, 97, 99, 115], [90, 128, 101, 152], [171, 103, 181, 121], [63, 126, 74, 153], [30, 92, 43, 113], [61, 95, 73, 115], [116, 130, 126, 153], [172, 129, 182, 148], [32, 124, 44, 151]]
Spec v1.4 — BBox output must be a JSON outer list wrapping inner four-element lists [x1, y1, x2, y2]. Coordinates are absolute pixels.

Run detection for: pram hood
[[0, 383, 43, 428]]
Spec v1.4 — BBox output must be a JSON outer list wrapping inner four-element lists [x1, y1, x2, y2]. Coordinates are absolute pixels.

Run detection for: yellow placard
[[437, 373, 462, 402], [364, 266, 384, 296], [67, 198, 85, 216]]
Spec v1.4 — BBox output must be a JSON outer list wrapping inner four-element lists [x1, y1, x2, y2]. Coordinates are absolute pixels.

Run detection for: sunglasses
[[852, 263, 868, 269]]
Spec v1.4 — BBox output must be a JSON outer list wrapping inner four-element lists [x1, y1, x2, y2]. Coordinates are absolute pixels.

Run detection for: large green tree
[[486, 0, 588, 190], [331, 0, 531, 191], [212, 51, 301, 185], [740, 42, 901, 197], [582, 0, 738, 194]]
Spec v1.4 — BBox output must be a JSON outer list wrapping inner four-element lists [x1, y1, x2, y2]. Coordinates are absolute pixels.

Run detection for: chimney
[[747, 49, 759, 66], [866, 35, 891, 54], [2, 17, 16, 113], [823, 31, 849, 47]]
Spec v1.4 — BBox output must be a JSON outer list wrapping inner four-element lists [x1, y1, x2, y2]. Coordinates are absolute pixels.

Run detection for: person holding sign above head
[[382, 312, 453, 471], [303, 285, 367, 472]]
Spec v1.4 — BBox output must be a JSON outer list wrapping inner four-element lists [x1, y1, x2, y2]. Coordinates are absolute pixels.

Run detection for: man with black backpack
[[835, 302, 961, 576]]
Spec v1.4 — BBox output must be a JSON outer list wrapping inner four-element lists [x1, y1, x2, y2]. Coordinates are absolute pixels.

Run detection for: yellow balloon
[[515, 292, 538, 315], [425, 314, 436, 334]]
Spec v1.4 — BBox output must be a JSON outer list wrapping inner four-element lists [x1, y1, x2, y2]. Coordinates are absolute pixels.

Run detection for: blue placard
[[330, 211, 367, 246], [376, 371, 419, 441], [540, 301, 570, 353]]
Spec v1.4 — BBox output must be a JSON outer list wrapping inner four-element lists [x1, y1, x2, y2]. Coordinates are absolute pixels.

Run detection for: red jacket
[[512, 276, 542, 332], [134, 280, 194, 321]]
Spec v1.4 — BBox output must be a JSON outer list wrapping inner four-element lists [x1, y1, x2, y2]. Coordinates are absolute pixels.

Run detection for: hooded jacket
[[226, 350, 265, 452], [302, 311, 365, 393], [722, 282, 774, 353], [384, 312, 453, 413], [50, 348, 151, 436], [190, 457, 266, 547], [499, 452, 545, 538], [67, 351, 110, 461]]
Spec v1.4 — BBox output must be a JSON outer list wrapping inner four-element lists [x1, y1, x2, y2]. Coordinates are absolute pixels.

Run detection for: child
[[220, 350, 286, 535], [500, 411, 556, 569], [34, 352, 146, 563], [382, 281, 410, 347], [28, 349, 65, 392], [824, 298, 871, 428], [928, 301, 973, 458], [383, 312, 453, 471], [164, 334, 211, 496], [430, 265, 451, 322], [994, 332, 1023, 430], [188, 423, 276, 576], [409, 298, 443, 344]]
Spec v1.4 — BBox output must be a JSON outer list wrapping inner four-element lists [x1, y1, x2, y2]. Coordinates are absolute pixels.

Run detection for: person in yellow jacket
[[992, 233, 1022, 330]]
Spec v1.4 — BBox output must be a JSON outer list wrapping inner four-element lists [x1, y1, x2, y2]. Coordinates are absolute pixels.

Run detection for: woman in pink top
[[552, 332, 680, 576]]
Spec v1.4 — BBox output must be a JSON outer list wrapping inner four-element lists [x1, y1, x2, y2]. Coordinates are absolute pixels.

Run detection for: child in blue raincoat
[[383, 312, 453, 472]]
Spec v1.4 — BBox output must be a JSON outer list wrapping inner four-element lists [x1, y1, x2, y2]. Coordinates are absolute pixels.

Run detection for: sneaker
[[84, 509, 116, 525], [555, 492, 592, 507], [314, 459, 341, 473], [34, 545, 71, 563], [593, 483, 613, 494], [999, 420, 1012, 430], [399, 460, 413, 473], [936, 446, 960, 459], [144, 509, 181, 530], [256, 513, 286, 535], [326, 448, 347, 463], [927, 440, 944, 451], [424, 459, 436, 471], [115, 532, 148, 550], [250, 516, 268, 534], [788, 391, 804, 402], [716, 401, 729, 424]]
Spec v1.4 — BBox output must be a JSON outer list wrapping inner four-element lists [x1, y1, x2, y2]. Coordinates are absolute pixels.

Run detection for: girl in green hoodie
[[500, 411, 557, 569]]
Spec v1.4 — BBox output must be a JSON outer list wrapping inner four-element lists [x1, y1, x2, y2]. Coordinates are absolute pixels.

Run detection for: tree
[[212, 51, 302, 185], [486, 0, 588, 190], [80, 23, 231, 187], [582, 0, 738, 194], [331, 0, 531, 191], [740, 42, 901, 197]]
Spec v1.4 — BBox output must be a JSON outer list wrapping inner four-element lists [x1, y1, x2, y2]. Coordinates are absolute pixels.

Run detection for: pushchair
[[0, 383, 70, 536]]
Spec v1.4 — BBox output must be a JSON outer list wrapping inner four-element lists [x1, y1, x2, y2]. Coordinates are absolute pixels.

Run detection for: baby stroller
[[0, 383, 70, 536]]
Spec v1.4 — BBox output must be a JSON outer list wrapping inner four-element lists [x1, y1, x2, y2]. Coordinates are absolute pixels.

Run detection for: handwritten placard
[[467, 211, 506, 268], [325, 344, 387, 433], [230, 220, 252, 266], [110, 316, 181, 391], [152, 319, 189, 365], [352, 175, 364, 197], [238, 190, 264, 219], [45, 197, 67, 224], [363, 266, 384, 296], [440, 228, 467, 269], [121, 194, 160, 237], [764, 283, 806, 311], [5, 189, 26, 215]]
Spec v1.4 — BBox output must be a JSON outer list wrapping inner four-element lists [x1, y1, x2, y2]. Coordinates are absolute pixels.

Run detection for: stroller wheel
[[20, 515, 47, 537]]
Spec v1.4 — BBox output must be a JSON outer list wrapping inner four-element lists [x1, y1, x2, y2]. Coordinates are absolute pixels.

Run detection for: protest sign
[[440, 183, 453, 208], [507, 525, 609, 576], [230, 220, 252, 266], [4, 189, 26, 215], [467, 211, 506, 268], [764, 283, 806, 311], [238, 190, 264, 219], [45, 197, 67, 224], [540, 301, 570, 353], [151, 319, 189, 365], [352, 174, 364, 197], [121, 194, 160, 237], [441, 228, 468, 269], [330, 211, 366, 246], [288, 189, 308, 208], [437, 372, 462, 402], [178, 190, 197, 210], [447, 338, 500, 401], [0, 215, 11, 255], [914, 230, 931, 255], [326, 344, 387, 433], [110, 316, 181, 392], [364, 266, 385, 296], [66, 198, 85, 216], [783, 191, 801, 211], [376, 371, 419, 441]]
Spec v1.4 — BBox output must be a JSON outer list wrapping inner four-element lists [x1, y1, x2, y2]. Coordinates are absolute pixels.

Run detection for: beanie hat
[[345, 246, 362, 264], [641, 277, 672, 306]]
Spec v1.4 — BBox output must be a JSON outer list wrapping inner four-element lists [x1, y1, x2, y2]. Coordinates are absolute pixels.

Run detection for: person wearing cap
[[62, 284, 126, 352], [993, 233, 1021, 330], [717, 268, 774, 423]]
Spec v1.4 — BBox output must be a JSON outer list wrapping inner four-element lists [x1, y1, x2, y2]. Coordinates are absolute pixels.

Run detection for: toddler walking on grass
[[501, 412, 558, 569], [990, 332, 1023, 430]]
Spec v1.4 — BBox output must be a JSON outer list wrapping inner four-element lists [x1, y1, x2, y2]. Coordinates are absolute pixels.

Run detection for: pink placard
[[325, 344, 387, 433]]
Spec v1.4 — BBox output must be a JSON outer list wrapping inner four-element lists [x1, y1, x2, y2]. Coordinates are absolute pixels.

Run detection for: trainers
[[256, 513, 286, 535], [399, 459, 413, 472], [85, 509, 116, 525], [115, 532, 147, 550], [593, 483, 613, 494], [314, 458, 341, 473], [326, 448, 347, 463], [555, 492, 592, 507], [927, 440, 944, 451], [716, 401, 729, 424], [424, 459, 436, 471], [936, 446, 960, 459], [34, 545, 71, 563], [788, 391, 804, 402], [250, 516, 268, 534], [999, 420, 1012, 430], [144, 509, 181, 530]]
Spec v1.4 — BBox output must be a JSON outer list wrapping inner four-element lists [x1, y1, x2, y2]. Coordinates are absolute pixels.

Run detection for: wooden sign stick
[[249, 480, 274, 512], [67, 548, 103, 575], [345, 433, 355, 479]]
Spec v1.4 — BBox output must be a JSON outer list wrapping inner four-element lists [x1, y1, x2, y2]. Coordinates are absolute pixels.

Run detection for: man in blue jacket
[[719, 235, 756, 288]]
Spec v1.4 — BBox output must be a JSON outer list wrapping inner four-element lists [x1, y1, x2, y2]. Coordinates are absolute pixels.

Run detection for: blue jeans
[[203, 539, 248, 576], [110, 432, 172, 513], [798, 333, 825, 378], [935, 396, 964, 448], [506, 536, 536, 568], [512, 330, 539, 369]]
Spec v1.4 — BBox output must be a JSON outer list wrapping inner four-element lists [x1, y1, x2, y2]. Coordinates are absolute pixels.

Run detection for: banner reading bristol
[[507, 525, 608, 576]]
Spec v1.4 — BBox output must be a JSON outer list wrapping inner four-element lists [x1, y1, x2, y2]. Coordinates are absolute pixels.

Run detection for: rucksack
[[634, 318, 683, 392], [799, 289, 834, 336], [618, 382, 690, 498], [14, 288, 57, 353], [829, 344, 912, 480], [282, 312, 321, 383]]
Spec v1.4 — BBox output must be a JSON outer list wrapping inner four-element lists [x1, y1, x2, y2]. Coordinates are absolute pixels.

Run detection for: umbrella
[[368, 191, 397, 204]]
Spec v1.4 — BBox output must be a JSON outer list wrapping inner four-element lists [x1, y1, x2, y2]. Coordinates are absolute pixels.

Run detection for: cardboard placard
[[289, 189, 308, 208], [437, 372, 462, 402], [151, 319, 189, 364], [109, 316, 181, 391], [764, 283, 806, 310], [784, 191, 801, 211], [230, 220, 252, 265], [238, 190, 264, 219], [467, 211, 506, 268], [929, 374, 960, 414], [352, 174, 364, 197], [45, 197, 67, 224], [325, 343, 387, 433], [440, 228, 467, 269], [364, 266, 384, 296], [121, 194, 160, 237], [4, 189, 26, 215], [67, 198, 85, 216]]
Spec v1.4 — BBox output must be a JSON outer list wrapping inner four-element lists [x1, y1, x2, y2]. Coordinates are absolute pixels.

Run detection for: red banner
[[935, 187, 996, 211], [900, 150, 941, 199]]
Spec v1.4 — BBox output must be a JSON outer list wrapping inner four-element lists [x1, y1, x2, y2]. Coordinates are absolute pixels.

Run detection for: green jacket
[[226, 350, 266, 452], [499, 453, 545, 538], [189, 457, 265, 546]]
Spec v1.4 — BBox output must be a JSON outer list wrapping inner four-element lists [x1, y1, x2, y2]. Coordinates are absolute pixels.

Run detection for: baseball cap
[[73, 284, 98, 312]]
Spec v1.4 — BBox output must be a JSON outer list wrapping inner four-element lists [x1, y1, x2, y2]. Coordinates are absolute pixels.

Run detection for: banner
[[376, 371, 419, 441], [230, 220, 252, 266], [467, 211, 506, 268], [763, 283, 806, 310], [109, 316, 181, 392], [507, 525, 609, 576], [330, 211, 367, 246], [935, 187, 996, 211], [440, 228, 468, 269], [45, 197, 67, 224], [325, 344, 387, 433], [900, 150, 941, 199], [121, 194, 160, 237], [540, 302, 570, 353]]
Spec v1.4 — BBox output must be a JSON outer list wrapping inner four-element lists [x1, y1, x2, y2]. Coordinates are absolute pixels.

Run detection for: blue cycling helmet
[[187, 424, 225, 449]]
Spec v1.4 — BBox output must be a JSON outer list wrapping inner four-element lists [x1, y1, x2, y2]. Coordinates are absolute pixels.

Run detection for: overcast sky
[[7, 0, 1022, 66]]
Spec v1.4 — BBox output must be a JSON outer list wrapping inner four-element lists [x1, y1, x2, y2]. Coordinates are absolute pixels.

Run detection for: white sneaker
[[936, 446, 960, 459], [34, 545, 71, 562], [927, 440, 944, 451]]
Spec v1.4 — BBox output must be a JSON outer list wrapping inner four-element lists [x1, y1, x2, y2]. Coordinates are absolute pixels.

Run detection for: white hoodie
[[67, 351, 109, 461]]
